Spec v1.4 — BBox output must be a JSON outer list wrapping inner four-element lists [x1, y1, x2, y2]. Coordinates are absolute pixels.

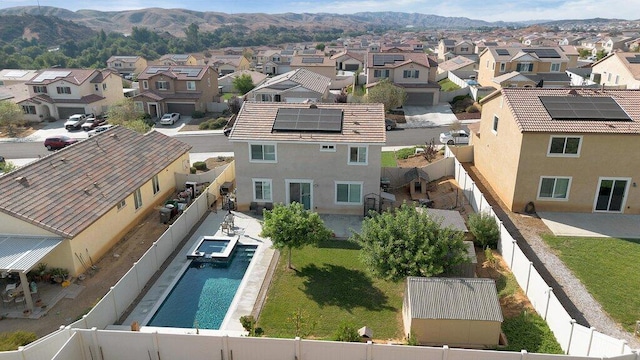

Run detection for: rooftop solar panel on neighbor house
[[301, 57, 325, 64], [522, 48, 561, 58], [495, 49, 510, 56], [146, 66, 170, 74], [281, 50, 295, 55], [31, 71, 71, 83], [539, 96, 632, 121], [372, 54, 405, 66], [272, 108, 343, 132], [626, 55, 640, 64], [302, 49, 317, 54]]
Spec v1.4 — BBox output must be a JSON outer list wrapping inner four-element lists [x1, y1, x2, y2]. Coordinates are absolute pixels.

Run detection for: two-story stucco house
[[106, 56, 148, 78], [330, 51, 365, 72], [133, 65, 219, 117], [365, 52, 440, 106], [260, 49, 295, 76], [290, 55, 336, 81], [208, 55, 251, 76], [591, 52, 640, 89], [228, 102, 386, 215], [156, 54, 198, 66], [18, 68, 124, 121], [438, 39, 475, 62], [471, 88, 640, 214]]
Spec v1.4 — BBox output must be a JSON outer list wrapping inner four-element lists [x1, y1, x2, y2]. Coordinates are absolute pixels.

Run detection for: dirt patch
[[201, 156, 234, 172], [179, 114, 227, 132], [454, 112, 481, 121], [396, 152, 444, 168], [386, 113, 406, 124], [0, 123, 45, 139]]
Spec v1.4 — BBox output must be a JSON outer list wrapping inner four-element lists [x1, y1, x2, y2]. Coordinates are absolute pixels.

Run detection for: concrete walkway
[[539, 212, 640, 239]]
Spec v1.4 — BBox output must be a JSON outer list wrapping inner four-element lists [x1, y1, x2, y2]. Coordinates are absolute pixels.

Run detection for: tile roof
[[490, 88, 640, 134], [136, 65, 210, 81], [367, 52, 434, 69], [25, 68, 99, 86], [229, 102, 386, 144], [0, 126, 191, 238], [250, 68, 331, 95], [438, 56, 476, 72], [406, 277, 503, 322], [487, 46, 568, 62], [290, 56, 336, 67]]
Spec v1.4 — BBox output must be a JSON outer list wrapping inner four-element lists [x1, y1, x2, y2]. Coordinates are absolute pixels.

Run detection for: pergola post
[[18, 271, 33, 310]]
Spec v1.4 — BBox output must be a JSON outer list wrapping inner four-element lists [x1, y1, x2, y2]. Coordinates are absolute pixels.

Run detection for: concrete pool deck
[[120, 210, 274, 335]]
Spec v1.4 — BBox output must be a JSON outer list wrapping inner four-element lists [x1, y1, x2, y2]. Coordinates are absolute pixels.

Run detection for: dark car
[[44, 135, 78, 151], [385, 118, 397, 131]]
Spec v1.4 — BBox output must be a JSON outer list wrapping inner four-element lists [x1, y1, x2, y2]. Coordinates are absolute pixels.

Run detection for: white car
[[159, 113, 180, 125], [64, 114, 87, 130], [439, 129, 470, 145], [88, 124, 114, 137]]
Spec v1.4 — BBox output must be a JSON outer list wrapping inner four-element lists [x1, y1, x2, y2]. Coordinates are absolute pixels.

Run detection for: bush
[[395, 147, 416, 160], [406, 332, 419, 346], [193, 161, 208, 171], [332, 322, 360, 342], [466, 105, 479, 113], [0, 331, 37, 351], [451, 95, 471, 104], [189, 166, 196, 174], [191, 110, 205, 119], [468, 212, 500, 248], [239, 315, 264, 336], [502, 311, 563, 353], [198, 117, 228, 130]]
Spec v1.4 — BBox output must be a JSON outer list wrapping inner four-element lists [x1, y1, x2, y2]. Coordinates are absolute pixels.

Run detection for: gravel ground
[[463, 163, 640, 349]]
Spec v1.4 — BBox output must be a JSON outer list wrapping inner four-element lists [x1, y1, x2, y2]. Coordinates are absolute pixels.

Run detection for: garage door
[[167, 103, 196, 115], [57, 107, 85, 120], [405, 93, 434, 106], [344, 64, 359, 71]]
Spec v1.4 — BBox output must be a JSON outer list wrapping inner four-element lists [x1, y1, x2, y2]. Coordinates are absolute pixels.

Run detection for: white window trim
[[116, 199, 126, 211], [320, 144, 336, 152], [492, 115, 499, 134], [248, 143, 277, 163], [537, 176, 572, 201], [285, 179, 313, 209], [592, 177, 631, 213], [348, 145, 368, 165], [547, 135, 583, 158], [252, 178, 273, 202], [142, 80, 148, 89], [152, 175, 160, 195], [499, 63, 506, 72], [186, 81, 196, 90], [134, 188, 143, 210], [335, 181, 364, 205]]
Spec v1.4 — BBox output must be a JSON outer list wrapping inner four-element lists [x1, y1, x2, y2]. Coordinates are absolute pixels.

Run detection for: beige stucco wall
[[141, 67, 218, 113], [478, 52, 568, 88], [410, 318, 501, 347], [592, 56, 640, 89], [233, 141, 382, 215], [392, 63, 432, 84], [0, 213, 58, 236]]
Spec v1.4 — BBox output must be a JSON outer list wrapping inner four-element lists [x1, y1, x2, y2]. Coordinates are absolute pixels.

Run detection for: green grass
[[502, 312, 564, 354], [258, 240, 404, 339], [0, 331, 37, 351], [543, 235, 640, 331], [381, 151, 397, 167], [395, 147, 417, 160], [222, 93, 238, 100], [438, 78, 461, 92]]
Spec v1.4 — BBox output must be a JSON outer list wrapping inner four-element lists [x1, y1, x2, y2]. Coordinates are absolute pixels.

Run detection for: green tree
[[578, 48, 591, 58], [232, 74, 255, 95], [365, 79, 407, 112], [0, 161, 17, 174], [107, 99, 151, 133], [0, 100, 25, 137], [333, 321, 360, 342], [468, 212, 500, 249], [315, 43, 325, 51], [351, 203, 468, 281], [260, 202, 332, 269]]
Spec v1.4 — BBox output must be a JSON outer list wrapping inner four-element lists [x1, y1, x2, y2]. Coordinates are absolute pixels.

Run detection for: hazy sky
[[1, 0, 638, 22]]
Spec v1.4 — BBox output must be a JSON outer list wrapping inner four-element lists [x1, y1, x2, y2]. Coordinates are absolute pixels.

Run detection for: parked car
[[64, 114, 88, 130], [385, 118, 397, 131], [81, 117, 106, 131], [44, 135, 78, 150], [88, 124, 114, 137], [439, 129, 470, 145], [159, 113, 180, 125]]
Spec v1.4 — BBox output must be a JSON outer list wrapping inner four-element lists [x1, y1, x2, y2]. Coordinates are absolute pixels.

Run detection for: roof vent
[[567, 89, 578, 95], [109, 134, 118, 139], [14, 176, 26, 183], [309, 104, 318, 109]]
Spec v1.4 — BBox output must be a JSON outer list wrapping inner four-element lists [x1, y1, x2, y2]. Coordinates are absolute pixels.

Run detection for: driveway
[[538, 212, 640, 239], [400, 103, 459, 128]]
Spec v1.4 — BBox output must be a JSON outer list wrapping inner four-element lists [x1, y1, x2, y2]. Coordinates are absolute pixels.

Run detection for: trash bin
[[159, 207, 172, 224]]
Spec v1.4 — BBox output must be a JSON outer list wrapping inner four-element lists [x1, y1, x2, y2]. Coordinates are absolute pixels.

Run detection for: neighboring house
[[472, 88, 640, 213], [474, 41, 499, 54], [0, 69, 38, 86], [437, 56, 478, 78], [218, 70, 268, 94], [228, 102, 386, 215], [591, 52, 640, 89], [330, 51, 365, 72], [490, 71, 570, 88], [260, 49, 295, 76], [438, 39, 475, 62], [19, 68, 124, 121], [0, 126, 191, 290], [365, 52, 440, 106], [402, 277, 503, 347], [133, 65, 219, 117], [106, 56, 148, 77], [208, 55, 251, 76], [156, 54, 198, 66], [566, 67, 597, 87], [603, 37, 631, 54], [290, 55, 336, 81], [477, 47, 570, 89], [559, 45, 580, 68], [245, 68, 331, 103]]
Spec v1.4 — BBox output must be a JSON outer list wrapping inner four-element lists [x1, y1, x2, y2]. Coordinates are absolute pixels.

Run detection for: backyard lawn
[[438, 78, 461, 92], [381, 151, 397, 167], [543, 235, 640, 332], [258, 240, 404, 340]]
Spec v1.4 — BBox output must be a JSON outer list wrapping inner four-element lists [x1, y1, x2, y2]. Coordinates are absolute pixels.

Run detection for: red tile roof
[[0, 127, 191, 238]]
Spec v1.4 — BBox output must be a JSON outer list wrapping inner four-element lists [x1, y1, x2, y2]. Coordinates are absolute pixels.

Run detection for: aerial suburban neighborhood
[[0, 2, 639, 360]]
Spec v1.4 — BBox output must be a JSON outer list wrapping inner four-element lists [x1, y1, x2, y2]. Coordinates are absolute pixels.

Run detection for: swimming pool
[[147, 244, 257, 329]]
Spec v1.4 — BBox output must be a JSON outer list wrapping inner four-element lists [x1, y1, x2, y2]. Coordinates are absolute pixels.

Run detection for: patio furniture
[[14, 296, 25, 308], [1, 293, 13, 308]]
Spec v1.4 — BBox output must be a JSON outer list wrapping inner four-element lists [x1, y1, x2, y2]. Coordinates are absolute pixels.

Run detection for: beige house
[[218, 70, 268, 94], [0, 126, 191, 307], [0, 69, 38, 86], [245, 68, 331, 103], [477, 47, 570, 89], [365, 52, 440, 106], [437, 56, 478, 77], [133, 65, 219, 117], [208, 55, 251, 76], [106, 56, 148, 77], [330, 51, 365, 72], [290, 55, 336, 81], [156, 54, 198, 66], [228, 102, 386, 215], [438, 39, 475, 62], [472, 88, 640, 213], [403, 277, 503, 347], [19, 68, 124, 121], [591, 52, 640, 89]]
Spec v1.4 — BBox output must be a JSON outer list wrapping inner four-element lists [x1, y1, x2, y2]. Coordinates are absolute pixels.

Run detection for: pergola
[[0, 235, 63, 310]]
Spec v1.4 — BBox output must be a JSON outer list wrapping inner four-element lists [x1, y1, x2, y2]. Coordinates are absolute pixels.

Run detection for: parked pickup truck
[[64, 114, 88, 131]]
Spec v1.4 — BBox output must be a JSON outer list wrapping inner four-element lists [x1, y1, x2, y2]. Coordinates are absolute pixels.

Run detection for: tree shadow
[[297, 264, 395, 313]]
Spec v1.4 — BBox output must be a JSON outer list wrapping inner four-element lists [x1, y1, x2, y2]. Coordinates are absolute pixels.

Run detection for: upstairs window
[[348, 146, 367, 165], [551, 63, 561, 72], [250, 144, 276, 162], [142, 80, 148, 90], [548, 136, 581, 157], [56, 86, 71, 94], [499, 63, 506, 72], [156, 81, 169, 90], [373, 69, 389, 78], [402, 70, 420, 78], [492, 115, 499, 133], [186, 81, 196, 90], [516, 63, 533, 72]]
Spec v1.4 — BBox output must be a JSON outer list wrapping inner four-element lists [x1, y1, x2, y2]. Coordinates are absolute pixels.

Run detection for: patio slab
[[538, 212, 640, 239]]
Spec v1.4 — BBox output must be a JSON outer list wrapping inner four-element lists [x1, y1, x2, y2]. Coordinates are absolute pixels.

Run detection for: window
[[403, 70, 419, 78], [56, 86, 71, 94], [253, 179, 272, 202], [21, 105, 36, 115], [116, 199, 126, 210], [492, 62, 495, 70], [615, 75, 619, 85], [550, 63, 561, 72], [486, 60, 489, 69], [102, 83, 107, 90], [142, 80, 148, 89], [348, 146, 367, 165], [373, 69, 389, 78], [320, 144, 336, 152], [133, 188, 143, 210], [186, 81, 196, 90], [250, 144, 276, 162], [499, 63, 506, 72], [336, 182, 363, 204], [460, 47, 469, 52], [492, 115, 499, 133], [446, 47, 454, 52], [114, 62, 122, 68], [260, 94, 272, 101], [548, 136, 581, 157], [538, 177, 571, 200], [156, 81, 169, 90], [516, 63, 533, 72], [94, 84, 99, 91], [33, 86, 47, 94], [134, 101, 144, 112], [152, 175, 160, 195]]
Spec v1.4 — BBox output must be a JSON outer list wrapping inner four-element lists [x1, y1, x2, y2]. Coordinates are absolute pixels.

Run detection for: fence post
[[91, 327, 103, 360], [510, 240, 517, 269], [620, 340, 628, 355], [521, 349, 528, 360], [222, 335, 230, 360], [525, 261, 533, 295], [295, 337, 301, 360], [566, 319, 576, 354], [366, 340, 373, 360], [441, 345, 449, 360], [544, 287, 553, 320], [153, 242, 160, 272], [152, 331, 160, 360], [586, 327, 596, 356], [111, 286, 118, 319], [133, 262, 141, 294]]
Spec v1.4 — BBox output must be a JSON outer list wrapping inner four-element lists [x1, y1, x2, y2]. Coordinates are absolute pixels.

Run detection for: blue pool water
[[148, 245, 256, 329], [198, 239, 230, 254]]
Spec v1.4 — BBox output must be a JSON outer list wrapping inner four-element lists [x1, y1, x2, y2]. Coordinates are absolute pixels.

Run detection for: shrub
[[198, 117, 228, 130], [406, 332, 419, 346], [395, 147, 416, 160], [193, 161, 208, 171], [468, 212, 500, 248], [191, 110, 205, 119], [466, 105, 479, 113], [332, 322, 360, 342], [451, 95, 471, 104], [239, 315, 264, 336], [0, 331, 37, 351], [189, 166, 196, 174]]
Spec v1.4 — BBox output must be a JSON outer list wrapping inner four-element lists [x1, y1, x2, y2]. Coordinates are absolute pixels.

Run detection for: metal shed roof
[[417, 208, 468, 232], [0, 235, 63, 272]]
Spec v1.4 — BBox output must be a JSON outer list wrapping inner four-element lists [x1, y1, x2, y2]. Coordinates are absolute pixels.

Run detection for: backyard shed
[[402, 277, 503, 348]]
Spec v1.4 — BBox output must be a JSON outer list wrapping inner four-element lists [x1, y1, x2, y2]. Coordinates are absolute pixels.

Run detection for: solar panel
[[301, 57, 324, 64], [273, 108, 343, 132], [539, 96, 632, 121], [173, 67, 202, 77], [302, 49, 317, 55], [626, 55, 640, 64], [372, 54, 405, 66], [281, 50, 295, 55], [4, 70, 30, 78], [31, 70, 71, 83], [495, 49, 510, 56], [146, 66, 170, 74], [522, 48, 561, 58]]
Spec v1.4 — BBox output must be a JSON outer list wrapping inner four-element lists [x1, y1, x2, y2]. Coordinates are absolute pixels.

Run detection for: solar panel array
[[372, 54, 405, 66], [302, 49, 317, 55], [301, 57, 325, 64], [173, 67, 202, 77], [281, 50, 295, 55], [272, 108, 343, 132], [626, 55, 640, 64], [522, 48, 561, 58], [4, 70, 30, 78], [539, 96, 632, 121], [146, 66, 171, 74], [495, 49, 510, 56], [31, 71, 71, 83], [172, 54, 189, 60]]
